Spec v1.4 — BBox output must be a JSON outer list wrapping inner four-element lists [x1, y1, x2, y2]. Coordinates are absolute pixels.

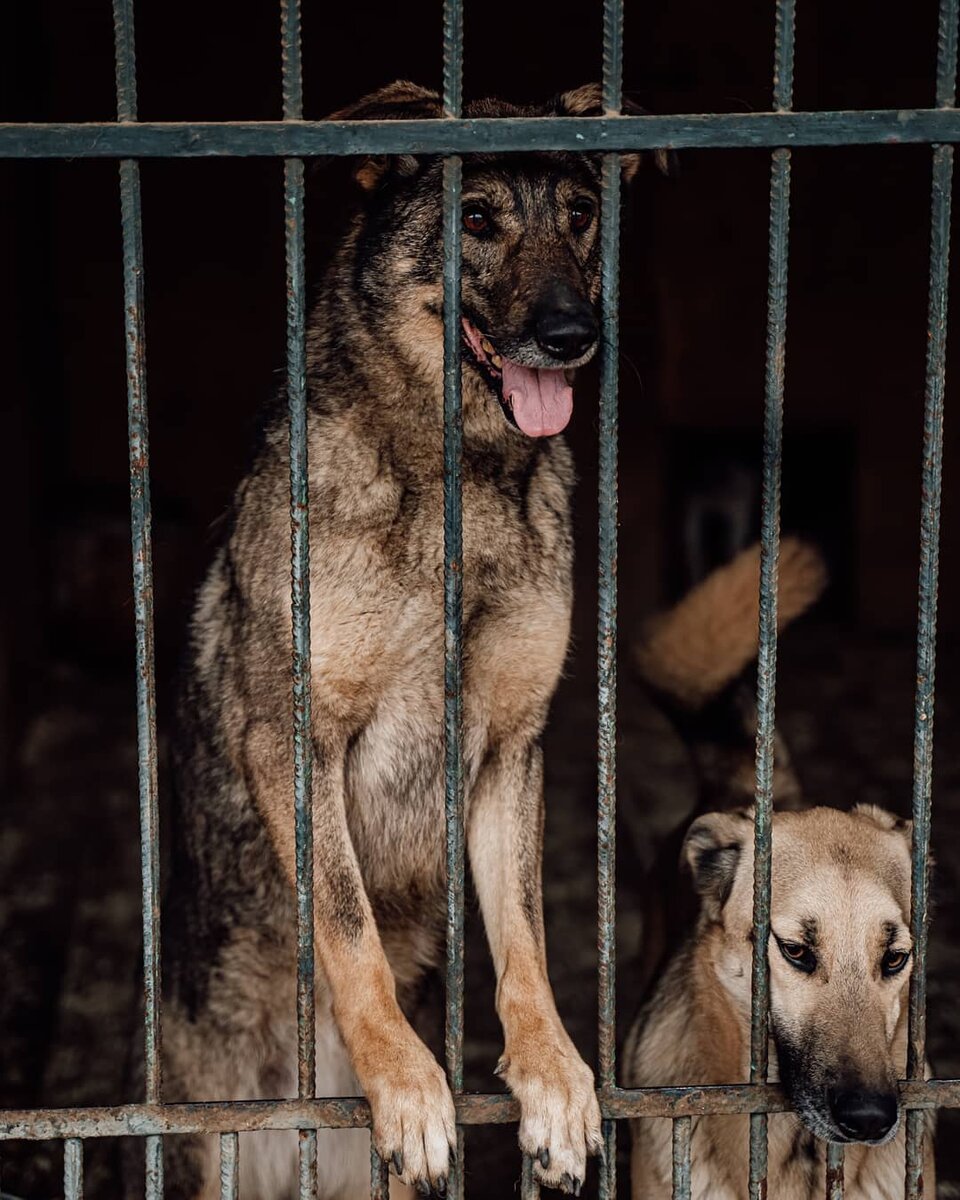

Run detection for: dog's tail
[[635, 537, 827, 808]]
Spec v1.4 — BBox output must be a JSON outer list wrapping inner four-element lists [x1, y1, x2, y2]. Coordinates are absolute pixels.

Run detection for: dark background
[[2, 1, 960, 1197]]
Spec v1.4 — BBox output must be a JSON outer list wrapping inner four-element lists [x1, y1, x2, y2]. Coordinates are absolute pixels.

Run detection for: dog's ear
[[851, 804, 913, 841], [682, 808, 752, 917], [328, 81, 443, 191], [552, 83, 674, 181]]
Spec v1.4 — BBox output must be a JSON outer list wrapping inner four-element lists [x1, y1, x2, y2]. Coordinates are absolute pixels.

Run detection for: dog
[[142, 80, 666, 1200], [629, 537, 826, 990], [623, 804, 935, 1198]]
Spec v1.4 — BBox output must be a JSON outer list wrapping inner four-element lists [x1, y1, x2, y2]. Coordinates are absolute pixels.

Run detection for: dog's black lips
[[460, 320, 519, 430]]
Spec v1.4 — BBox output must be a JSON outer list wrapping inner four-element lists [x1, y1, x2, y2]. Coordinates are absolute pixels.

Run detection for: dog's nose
[[827, 1087, 899, 1142], [533, 297, 598, 362]]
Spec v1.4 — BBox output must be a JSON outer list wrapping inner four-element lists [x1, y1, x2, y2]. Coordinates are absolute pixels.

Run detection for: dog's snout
[[827, 1086, 899, 1142], [533, 290, 598, 362]]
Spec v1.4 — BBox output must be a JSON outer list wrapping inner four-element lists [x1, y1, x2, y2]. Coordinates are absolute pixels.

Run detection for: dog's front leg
[[256, 731, 456, 1195], [468, 739, 602, 1195]]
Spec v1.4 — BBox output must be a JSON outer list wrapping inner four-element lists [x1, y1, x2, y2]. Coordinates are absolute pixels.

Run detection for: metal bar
[[442, 0, 465, 1193], [63, 1138, 83, 1200], [825, 1142, 844, 1200], [219, 1133, 239, 1200], [521, 1154, 541, 1199], [370, 1149, 390, 1200], [671, 1118, 691, 1200], [112, 11, 164, 1200], [749, 1, 795, 1197], [280, 1, 316, 1198], [906, 5, 957, 1196], [597, 1, 623, 1196], [6, 1081, 960, 1140], [7, 110, 960, 158]]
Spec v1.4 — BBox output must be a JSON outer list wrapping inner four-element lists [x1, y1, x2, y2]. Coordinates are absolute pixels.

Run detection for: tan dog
[[623, 805, 935, 1198]]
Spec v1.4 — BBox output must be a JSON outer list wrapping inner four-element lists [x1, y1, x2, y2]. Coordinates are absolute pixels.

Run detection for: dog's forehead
[[461, 157, 600, 199], [766, 809, 912, 922], [728, 808, 912, 921]]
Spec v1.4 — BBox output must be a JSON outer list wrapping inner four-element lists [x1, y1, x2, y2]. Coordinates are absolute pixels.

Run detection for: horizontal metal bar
[[4, 1082, 960, 1140], [4, 109, 960, 159]]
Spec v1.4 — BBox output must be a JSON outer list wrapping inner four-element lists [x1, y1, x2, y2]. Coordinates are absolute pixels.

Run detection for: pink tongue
[[502, 361, 574, 437]]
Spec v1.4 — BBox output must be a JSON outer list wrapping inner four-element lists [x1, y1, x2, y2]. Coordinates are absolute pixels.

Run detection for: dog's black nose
[[827, 1087, 899, 1142], [533, 293, 598, 362]]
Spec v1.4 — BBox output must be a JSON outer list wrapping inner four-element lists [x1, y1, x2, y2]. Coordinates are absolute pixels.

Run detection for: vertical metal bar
[[370, 1149, 390, 1200], [671, 1118, 692, 1200], [750, 2, 795, 1197], [63, 1138, 83, 1200], [281, 1, 317, 1198], [219, 1133, 239, 1200], [521, 1153, 542, 1199], [906, 2, 957, 1195], [598, 1, 623, 1197], [442, 4, 465, 1200], [113, 2, 163, 1195], [825, 1142, 844, 1200]]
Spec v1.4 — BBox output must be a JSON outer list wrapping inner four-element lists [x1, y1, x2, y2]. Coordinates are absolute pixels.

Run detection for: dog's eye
[[882, 949, 911, 977], [462, 206, 491, 235], [777, 939, 817, 974], [569, 201, 594, 233]]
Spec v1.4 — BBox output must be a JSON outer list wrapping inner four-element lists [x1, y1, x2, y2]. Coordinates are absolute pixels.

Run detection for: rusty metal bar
[[112, 0, 163, 1195], [825, 1142, 844, 1199], [520, 1153, 541, 1199], [369, 1150, 389, 1200], [280, 1, 317, 1197], [442, 2, 465, 1199], [906, 1, 957, 1195], [219, 1133, 239, 1200], [6, 110, 960, 158], [749, 0, 795, 1196], [597, 0, 623, 1192], [5, 1080, 960, 1141], [671, 1117, 691, 1200], [63, 1138, 83, 1200]]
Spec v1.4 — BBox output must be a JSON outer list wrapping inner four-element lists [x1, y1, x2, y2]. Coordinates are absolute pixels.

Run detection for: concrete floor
[[1, 625, 958, 1198]]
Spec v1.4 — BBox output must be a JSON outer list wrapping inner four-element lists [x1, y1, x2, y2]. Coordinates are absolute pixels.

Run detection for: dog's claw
[[494, 1056, 508, 1078], [392, 1151, 403, 1176], [561, 1173, 575, 1195], [538, 1148, 550, 1169], [573, 1178, 582, 1197], [436, 1176, 447, 1196], [415, 1181, 430, 1197]]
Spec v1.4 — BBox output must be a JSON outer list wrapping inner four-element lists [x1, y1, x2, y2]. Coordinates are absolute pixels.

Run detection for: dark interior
[[2, 1, 959, 1196]]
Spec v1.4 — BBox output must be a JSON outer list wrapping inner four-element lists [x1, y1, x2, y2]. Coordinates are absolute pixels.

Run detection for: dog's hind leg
[[468, 738, 602, 1194]]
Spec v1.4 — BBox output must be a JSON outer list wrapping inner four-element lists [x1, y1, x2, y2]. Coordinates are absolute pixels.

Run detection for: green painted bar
[[749, 0, 795, 1195], [63, 1138, 83, 1200], [112, 3, 164, 1198], [825, 1142, 844, 1199], [5, 1080, 960, 1140], [441, 2, 465, 1198], [597, 0, 624, 1195], [4, 109, 960, 159], [219, 1133, 239, 1200], [671, 1117, 691, 1200], [906, 4, 957, 1197]]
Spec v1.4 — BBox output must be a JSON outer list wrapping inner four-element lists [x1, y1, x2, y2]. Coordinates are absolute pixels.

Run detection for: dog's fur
[[632, 537, 826, 989], [145, 81, 662, 1200], [623, 552, 935, 1198]]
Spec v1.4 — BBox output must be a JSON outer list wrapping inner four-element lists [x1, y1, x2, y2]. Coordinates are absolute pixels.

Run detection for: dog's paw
[[361, 1025, 457, 1196], [498, 1030, 602, 1194]]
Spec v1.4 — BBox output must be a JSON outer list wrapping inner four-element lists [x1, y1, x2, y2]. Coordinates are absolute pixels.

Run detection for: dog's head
[[327, 80, 667, 438], [683, 804, 916, 1146]]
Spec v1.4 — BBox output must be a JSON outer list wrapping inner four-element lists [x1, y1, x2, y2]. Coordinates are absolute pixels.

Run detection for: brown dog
[[139, 81, 665, 1200]]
